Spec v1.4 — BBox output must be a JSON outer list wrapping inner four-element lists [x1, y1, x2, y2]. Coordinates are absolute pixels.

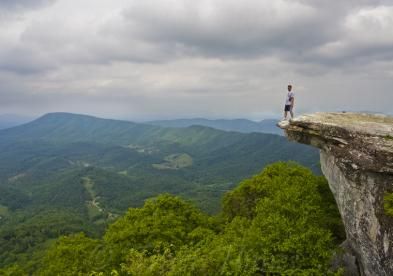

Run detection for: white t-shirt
[[285, 91, 295, 105]]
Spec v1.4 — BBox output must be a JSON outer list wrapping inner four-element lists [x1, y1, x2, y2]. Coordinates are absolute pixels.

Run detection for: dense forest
[[0, 113, 341, 274], [1, 163, 345, 275]]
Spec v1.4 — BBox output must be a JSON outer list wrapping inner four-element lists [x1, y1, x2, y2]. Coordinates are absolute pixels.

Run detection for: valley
[[0, 113, 320, 271]]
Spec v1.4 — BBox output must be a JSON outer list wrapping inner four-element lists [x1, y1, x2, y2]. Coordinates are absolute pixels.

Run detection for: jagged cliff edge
[[278, 112, 393, 276]]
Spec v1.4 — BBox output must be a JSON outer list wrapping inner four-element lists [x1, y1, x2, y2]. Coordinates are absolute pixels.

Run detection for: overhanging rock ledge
[[278, 112, 393, 276]]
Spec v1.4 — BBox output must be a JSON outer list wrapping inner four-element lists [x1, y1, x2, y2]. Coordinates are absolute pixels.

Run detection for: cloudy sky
[[0, 0, 392, 120]]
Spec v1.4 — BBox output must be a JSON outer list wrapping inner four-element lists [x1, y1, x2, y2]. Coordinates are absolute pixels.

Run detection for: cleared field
[[153, 153, 193, 170], [118, 170, 128, 175]]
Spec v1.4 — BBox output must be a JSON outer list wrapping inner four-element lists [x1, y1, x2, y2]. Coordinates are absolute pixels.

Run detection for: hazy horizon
[[1, 109, 392, 126], [1, 0, 392, 119], [0, 111, 282, 124]]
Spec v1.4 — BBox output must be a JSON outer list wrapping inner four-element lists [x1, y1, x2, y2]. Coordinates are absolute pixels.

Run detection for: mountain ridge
[[147, 117, 283, 135], [0, 113, 283, 155]]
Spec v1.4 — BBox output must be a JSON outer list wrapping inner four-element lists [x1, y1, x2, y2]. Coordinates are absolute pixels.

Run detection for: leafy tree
[[223, 162, 344, 241], [224, 162, 341, 273], [120, 247, 175, 276], [0, 264, 27, 276], [37, 233, 108, 275], [168, 217, 258, 276], [104, 194, 214, 266], [120, 217, 257, 276]]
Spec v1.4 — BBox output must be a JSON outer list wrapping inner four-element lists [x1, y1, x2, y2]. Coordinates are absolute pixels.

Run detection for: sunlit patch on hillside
[[126, 144, 158, 155], [153, 153, 193, 170], [8, 173, 26, 183]]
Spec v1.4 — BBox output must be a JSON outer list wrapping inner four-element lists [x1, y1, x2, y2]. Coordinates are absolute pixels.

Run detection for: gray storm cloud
[[0, 0, 392, 119]]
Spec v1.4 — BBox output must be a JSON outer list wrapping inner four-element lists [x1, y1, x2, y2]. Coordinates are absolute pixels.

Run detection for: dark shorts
[[284, 105, 292, 112]]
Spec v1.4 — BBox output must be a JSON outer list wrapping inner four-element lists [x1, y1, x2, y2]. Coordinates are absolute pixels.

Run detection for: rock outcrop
[[278, 112, 393, 276]]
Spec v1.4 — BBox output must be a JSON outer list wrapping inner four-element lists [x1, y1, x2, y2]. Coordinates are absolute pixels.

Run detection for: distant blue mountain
[[0, 114, 33, 130], [147, 118, 283, 135]]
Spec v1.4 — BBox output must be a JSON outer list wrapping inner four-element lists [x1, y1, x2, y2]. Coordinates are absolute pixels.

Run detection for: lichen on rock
[[384, 193, 393, 217]]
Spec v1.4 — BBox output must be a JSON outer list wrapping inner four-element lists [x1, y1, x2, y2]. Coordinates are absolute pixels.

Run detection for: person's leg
[[284, 105, 290, 120], [290, 107, 294, 119]]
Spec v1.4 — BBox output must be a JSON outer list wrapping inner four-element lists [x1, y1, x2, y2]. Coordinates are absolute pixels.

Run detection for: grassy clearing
[[153, 153, 193, 170]]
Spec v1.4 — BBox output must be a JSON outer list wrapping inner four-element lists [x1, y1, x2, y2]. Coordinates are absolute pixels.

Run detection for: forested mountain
[[147, 118, 283, 135], [0, 113, 321, 272]]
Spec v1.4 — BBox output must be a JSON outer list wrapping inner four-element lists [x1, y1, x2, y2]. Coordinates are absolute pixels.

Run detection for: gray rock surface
[[278, 112, 393, 276]]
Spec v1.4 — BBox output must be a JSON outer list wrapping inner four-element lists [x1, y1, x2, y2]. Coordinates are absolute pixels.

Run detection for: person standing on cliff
[[284, 84, 295, 120]]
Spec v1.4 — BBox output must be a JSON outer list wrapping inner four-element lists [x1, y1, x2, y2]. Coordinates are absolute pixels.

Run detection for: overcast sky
[[0, 0, 392, 120]]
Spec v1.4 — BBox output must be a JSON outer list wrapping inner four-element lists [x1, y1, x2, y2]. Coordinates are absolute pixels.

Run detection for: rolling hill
[[0, 113, 319, 211], [0, 112, 319, 268]]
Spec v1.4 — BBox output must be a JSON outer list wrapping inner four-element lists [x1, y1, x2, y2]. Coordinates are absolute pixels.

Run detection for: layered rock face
[[278, 112, 393, 276]]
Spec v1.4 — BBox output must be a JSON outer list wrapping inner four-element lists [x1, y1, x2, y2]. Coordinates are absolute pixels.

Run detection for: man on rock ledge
[[284, 84, 295, 120]]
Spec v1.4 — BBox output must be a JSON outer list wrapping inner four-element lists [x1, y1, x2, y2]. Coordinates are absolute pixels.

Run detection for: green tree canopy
[[38, 233, 107, 275], [6, 162, 344, 275], [104, 194, 214, 265]]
